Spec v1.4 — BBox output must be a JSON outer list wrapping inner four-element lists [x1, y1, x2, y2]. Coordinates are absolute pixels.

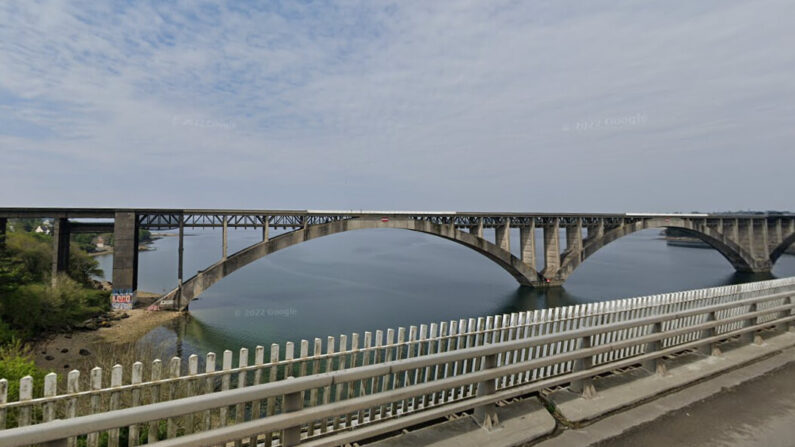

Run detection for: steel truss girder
[[135, 212, 647, 231]]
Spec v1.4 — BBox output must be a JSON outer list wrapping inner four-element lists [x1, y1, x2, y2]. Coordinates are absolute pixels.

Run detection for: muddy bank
[[31, 291, 182, 372]]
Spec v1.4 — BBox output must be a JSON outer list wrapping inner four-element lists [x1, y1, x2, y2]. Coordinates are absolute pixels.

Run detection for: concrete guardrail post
[[742, 302, 760, 344], [282, 384, 304, 446], [473, 353, 499, 430], [642, 322, 666, 375], [570, 336, 596, 398], [784, 295, 794, 332], [699, 311, 720, 356]]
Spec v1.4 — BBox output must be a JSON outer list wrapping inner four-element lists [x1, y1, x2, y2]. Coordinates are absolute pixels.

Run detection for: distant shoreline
[[88, 243, 155, 257]]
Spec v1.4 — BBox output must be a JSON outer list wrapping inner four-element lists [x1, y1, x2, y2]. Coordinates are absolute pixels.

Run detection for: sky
[[0, 0, 793, 213]]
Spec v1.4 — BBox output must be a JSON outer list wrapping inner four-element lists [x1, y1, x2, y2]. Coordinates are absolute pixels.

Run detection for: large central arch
[[168, 217, 543, 309]]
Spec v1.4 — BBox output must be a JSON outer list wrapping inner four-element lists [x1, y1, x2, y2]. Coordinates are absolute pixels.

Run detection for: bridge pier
[[51, 218, 70, 286], [495, 219, 510, 252], [587, 219, 604, 240], [769, 218, 783, 251], [222, 216, 228, 260], [177, 215, 184, 309], [520, 223, 536, 272], [565, 219, 583, 254], [111, 212, 139, 309], [542, 222, 561, 280], [471, 218, 484, 238]]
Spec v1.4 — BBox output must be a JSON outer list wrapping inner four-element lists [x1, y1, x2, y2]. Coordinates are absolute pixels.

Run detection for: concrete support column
[[752, 219, 769, 262], [738, 219, 754, 259], [729, 218, 740, 244], [769, 219, 783, 252], [261, 215, 270, 242], [0, 217, 6, 251], [472, 218, 484, 239], [111, 212, 139, 307], [519, 223, 536, 271], [178, 217, 184, 284], [174, 215, 185, 309], [543, 221, 561, 277], [587, 219, 604, 240], [495, 219, 510, 252], [51, 218, 70, 286], [566, 219, 583, 254], [222, 216, 228, 260]]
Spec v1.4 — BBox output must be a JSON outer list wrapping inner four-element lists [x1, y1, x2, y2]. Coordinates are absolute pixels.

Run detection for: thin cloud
[[0, 0, 793, 211]]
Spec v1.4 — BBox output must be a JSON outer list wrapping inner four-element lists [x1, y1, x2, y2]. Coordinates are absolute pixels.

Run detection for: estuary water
[[95, 228, 795, 362]]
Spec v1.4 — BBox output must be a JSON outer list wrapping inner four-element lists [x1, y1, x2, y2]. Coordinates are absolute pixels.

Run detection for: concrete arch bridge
[[1, 209, 793, 311]]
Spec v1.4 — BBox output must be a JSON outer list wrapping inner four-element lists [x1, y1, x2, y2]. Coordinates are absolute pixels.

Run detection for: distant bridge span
[[0, 208, 793, 311]]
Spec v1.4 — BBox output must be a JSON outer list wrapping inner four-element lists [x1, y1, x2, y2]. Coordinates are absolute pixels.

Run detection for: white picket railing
[[0, 277, 793, 447]]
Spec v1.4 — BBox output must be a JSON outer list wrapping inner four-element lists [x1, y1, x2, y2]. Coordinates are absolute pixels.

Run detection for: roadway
[[535, 346, 795, 447], [597, 359, 795, 447]]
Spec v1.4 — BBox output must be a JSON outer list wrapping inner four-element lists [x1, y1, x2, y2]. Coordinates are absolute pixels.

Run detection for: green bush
[[1, 276, 109, 339], [5, 231, 50, 284], [0, 229, 109, 341], [0, 321, 17, 345], [0, 339, 48, 402]]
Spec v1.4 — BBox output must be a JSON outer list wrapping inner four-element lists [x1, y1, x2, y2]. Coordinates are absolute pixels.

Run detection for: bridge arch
[[556, 218, 756, 283], [170, 217, 544, 309], [770, 233, 795, 264]]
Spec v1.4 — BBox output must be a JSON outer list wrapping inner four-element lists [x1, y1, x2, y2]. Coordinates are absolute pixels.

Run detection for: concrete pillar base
[[536, 279, 564, 288]]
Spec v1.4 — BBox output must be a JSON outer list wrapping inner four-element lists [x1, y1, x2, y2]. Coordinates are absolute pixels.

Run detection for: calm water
[[95, 228, 795, 362]]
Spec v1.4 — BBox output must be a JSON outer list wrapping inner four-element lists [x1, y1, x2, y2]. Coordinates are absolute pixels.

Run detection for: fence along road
[[0, 277, 793, 446]]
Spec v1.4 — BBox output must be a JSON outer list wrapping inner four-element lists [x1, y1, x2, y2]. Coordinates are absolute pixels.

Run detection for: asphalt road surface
[[598, 361, 795, 447]]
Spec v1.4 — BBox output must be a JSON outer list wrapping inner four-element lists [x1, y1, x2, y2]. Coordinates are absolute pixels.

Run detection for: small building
[[95, 235, 105, 249]]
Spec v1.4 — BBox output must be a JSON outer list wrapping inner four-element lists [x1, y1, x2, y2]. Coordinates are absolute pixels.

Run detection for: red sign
[[381, 217, 389, 223]]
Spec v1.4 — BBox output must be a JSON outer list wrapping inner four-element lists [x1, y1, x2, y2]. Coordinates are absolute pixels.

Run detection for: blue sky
[[1, 0, 793, 212]]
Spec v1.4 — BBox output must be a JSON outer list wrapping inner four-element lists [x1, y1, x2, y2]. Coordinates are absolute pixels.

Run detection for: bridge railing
[[0, 277, 793, 446]]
